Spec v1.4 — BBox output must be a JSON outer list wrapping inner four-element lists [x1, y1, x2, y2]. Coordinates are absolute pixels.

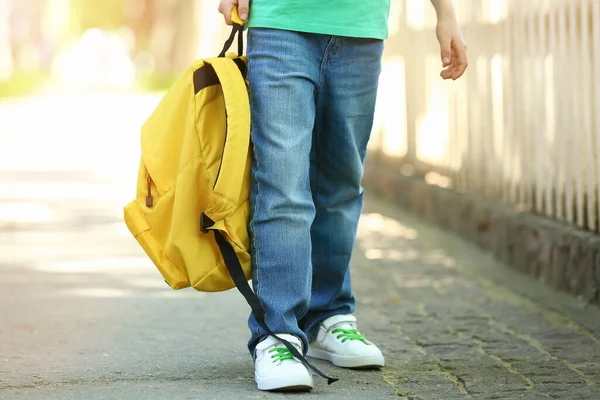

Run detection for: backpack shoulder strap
[[202, 57, 250, 223]]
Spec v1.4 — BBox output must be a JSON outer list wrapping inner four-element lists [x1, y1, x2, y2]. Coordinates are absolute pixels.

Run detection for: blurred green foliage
[[0, 71, 50, 98], [1, 0, 198, 97], [69, 0, 126, 33], [134, 73, 179, 93]]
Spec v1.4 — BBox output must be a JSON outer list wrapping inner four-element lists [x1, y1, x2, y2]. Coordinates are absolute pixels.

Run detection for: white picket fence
[[371, 0, 600, 231]]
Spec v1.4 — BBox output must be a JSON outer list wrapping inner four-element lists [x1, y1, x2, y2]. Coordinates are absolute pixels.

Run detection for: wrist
[[431, 0, 456, 20]]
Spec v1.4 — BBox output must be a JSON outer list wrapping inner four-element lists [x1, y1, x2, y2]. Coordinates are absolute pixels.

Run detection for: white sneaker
[[307, 314, 385, 368], [254, 333, 314, 391]]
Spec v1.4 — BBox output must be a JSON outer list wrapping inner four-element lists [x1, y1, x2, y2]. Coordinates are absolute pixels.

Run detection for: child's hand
[[436, 16, 468, 80], [218, 0, 249, 25]]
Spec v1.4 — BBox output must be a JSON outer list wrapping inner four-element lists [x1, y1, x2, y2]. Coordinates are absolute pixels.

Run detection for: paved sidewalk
[[1, 95, 599, 399], [354, 196, 600, 399]]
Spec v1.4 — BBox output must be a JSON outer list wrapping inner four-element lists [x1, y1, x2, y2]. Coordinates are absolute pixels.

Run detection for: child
[[218, 0, 468, 392]]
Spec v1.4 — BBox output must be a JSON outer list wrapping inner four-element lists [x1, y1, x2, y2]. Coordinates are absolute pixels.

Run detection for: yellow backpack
[[123, 11, 338, 384], [124, 33, 251, 293]]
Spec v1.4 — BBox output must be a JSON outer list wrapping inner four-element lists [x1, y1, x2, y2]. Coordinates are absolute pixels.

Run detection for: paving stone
[[532, 383, 600, 399], [389, 372, 468, 399]]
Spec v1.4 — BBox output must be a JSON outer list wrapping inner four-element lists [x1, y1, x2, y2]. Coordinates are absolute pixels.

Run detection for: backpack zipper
[[146, 173, 154, 208]]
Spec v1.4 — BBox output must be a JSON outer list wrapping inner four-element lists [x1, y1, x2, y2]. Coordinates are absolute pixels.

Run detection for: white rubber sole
[[307, 347, 385, 369], [255, 372, 314, 392]]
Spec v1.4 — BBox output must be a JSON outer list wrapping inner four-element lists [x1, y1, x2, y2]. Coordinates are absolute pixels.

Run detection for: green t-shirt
[[246, 1, 391, 40]]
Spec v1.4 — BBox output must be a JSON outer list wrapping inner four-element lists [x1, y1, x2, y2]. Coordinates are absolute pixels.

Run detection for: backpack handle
[[230, 6, 244, 26], [202, 57, 250, 223], [219, 7, 244, 57]]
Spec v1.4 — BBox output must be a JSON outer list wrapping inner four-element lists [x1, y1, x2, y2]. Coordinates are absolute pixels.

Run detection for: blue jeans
[[247, 28, 383, 356]]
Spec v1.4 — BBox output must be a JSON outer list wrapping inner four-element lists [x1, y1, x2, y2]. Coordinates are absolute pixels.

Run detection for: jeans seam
[[312, 36, 334, 329], [315, 36, 334, 198], [317, 36, 335, 90], [312, 119, 321, 200], [247, 31, 262, 340], [250, 146, 263, 338]]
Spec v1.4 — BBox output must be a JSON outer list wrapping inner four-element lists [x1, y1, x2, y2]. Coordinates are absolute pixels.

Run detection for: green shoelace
[[332, 328, 367, 343], [269, 347, 294, 362]]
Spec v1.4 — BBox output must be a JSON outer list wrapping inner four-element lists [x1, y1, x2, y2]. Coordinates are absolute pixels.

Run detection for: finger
[[440, 59, 455, 79], [238, 0, 250, 21], [451, 44, 468, 80], [452, 62, 467, 79], [218, 1, 235, 25], [439, 38, 452, 67], [440, 67, 453, 80]]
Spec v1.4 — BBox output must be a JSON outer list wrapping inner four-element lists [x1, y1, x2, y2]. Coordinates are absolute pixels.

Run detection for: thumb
[[238, 0, 250, 21], [440, 39, 452, 66]]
